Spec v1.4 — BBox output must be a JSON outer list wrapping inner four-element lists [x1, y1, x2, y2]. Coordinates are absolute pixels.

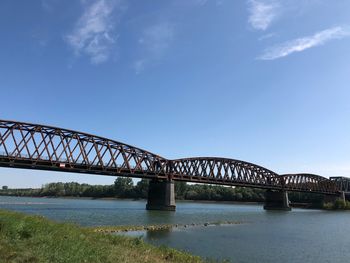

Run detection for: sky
[[1, 0, 350, 188]]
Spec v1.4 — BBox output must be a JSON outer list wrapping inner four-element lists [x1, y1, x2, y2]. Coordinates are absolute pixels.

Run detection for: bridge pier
[[345, 192, 350, 202], [146, 179, 176, 211], [264, 190, 291, 211]]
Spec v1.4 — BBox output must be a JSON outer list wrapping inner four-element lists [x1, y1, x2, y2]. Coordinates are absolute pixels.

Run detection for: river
[[0, 196, 349, 263]]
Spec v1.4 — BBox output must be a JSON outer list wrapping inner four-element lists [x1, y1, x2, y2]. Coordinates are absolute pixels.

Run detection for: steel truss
[[0, 120, 340, 194]]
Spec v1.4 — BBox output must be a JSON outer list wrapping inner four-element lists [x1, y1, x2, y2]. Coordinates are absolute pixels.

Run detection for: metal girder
[[279, 173, 338, 194], [168, 157, 281, 190], [330, 177, 350, 192], [0, 119, 342, 194], [0, 120, 168, 179]]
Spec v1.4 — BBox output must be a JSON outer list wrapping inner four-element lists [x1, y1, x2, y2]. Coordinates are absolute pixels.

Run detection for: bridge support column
[[345, 192, 350, 202], [146, 180, 176, 211], [264, 190, 291, 211]]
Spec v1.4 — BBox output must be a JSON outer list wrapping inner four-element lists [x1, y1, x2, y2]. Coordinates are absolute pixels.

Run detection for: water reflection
[[145, 210, 175, 225], [146, 228, 172, 239]]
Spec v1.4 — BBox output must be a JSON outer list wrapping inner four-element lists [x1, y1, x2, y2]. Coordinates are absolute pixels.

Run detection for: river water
[[0, 196, 349, 263]]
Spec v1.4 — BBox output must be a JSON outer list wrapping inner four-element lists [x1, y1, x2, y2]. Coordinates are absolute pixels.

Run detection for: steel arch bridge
[[0, 120, 340, 195]]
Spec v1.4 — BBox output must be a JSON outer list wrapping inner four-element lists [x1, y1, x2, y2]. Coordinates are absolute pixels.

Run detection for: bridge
[[0, 119, 347, 211]]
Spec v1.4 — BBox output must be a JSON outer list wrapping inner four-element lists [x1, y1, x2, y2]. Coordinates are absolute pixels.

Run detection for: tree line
[[0, 177, 323, 204]]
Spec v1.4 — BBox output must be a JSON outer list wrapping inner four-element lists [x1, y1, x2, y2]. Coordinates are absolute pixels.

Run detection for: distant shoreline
[[0, 195, 324, 209], [0, 194, 264, 205]]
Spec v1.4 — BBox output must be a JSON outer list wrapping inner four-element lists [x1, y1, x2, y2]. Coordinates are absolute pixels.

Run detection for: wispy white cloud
[[248, 0, 279, 31], [258, 32, 277, 41], [41, 0, 57, 12], [134, 22, 175, 73], [258, 26, 350, 60], [139, 23, 175, 56], [133, 59, 146, 75], [66, 0, 125, 64]]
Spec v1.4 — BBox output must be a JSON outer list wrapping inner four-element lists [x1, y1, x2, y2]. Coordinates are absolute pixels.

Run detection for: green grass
[[0, 209, 203, 263], [323, 199, 350, 210]]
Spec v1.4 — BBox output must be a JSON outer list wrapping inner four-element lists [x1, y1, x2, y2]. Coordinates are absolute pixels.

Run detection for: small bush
[[322, 198, 350, 210]]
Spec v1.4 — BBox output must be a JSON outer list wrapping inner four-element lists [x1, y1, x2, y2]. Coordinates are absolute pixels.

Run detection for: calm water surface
[[1, 196, 349, 263]]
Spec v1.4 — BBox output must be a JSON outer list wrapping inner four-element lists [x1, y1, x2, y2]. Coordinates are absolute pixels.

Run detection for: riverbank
[[0, 180, 324, 206], [0, 194, 325, 211], [0, 193, 261, 202], [323, 199, 350, 210], [0, 209, 203, 263], [0, 194, 265, 205]]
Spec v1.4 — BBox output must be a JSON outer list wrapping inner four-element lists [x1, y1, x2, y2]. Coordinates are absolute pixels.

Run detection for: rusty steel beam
[[168, 157, 281, 190], [279, 173, 338, 194], [0, 120, 168, 180], [0, 119, 342, 194], [330, 176, 350, 192]]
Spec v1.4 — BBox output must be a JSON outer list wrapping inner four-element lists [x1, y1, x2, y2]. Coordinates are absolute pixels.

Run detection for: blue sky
[[1, 0, 350, 188]]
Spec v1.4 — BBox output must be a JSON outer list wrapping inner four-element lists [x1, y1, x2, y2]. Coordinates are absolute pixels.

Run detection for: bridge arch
[[280, 173, 338, 194], [168, 157, 281, 189], [0, 120, 168, 179]]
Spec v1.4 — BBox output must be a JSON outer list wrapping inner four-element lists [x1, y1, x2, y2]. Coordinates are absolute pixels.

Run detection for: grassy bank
[[0, 209, 203, 263], [323, 199, 350, 210]]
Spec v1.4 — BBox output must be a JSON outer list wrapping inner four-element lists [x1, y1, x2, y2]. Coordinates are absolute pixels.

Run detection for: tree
[[114, 177, 133, 197], [175, 181, 187, 199], [185, 190, 199, 200], [134, 179, 149, 199], [2, 186, 8, 190]]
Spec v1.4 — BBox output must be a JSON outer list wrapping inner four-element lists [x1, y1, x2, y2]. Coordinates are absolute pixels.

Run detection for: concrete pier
[[264, 190, 291, 211], [345, 192, 350, 202], [146, 180, 176, 211]]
